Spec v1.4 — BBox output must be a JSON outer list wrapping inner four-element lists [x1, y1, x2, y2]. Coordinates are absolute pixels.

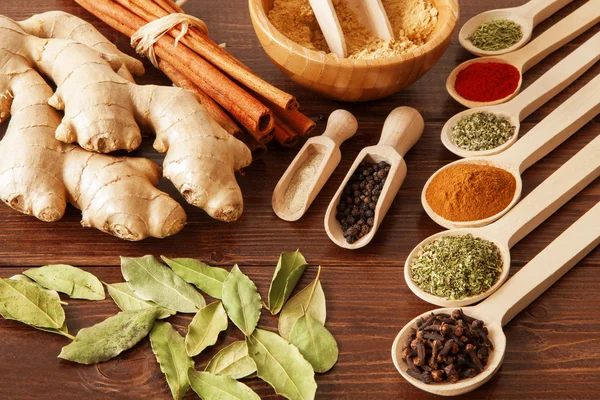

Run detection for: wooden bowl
[[248, 0, 459, 102]]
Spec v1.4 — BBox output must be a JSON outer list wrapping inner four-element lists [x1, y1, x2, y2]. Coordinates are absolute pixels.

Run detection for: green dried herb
[[410, 234, 503, 300], [468, 19, 523, 51], [451, 112, 515, 151]]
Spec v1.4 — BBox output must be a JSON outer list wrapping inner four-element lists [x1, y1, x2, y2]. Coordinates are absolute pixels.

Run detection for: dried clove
[[402, 309, 493, 384]]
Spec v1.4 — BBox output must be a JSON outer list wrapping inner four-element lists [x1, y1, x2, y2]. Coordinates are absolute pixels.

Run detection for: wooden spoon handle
[[490, 134, 600, 248], [322, 110, 359, 147], [359, 0, 394, 40], [308, 0, 347, 58], [499, 31, 600, 120], [475, 202, 600, 327], [518, 0, 574, 26], [496, 73, 600, 172], [504, 1, 600, 71], [377, 107, 424, 157]]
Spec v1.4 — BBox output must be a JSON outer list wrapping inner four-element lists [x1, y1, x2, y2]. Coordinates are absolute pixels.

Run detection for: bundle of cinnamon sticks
[[74, 0, 315, 150]]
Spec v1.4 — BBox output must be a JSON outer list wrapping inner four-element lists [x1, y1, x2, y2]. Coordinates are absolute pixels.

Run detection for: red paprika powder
[[454, 62, 520, 102]]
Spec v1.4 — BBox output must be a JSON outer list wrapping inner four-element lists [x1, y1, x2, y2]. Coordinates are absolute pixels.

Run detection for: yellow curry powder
[[268, 0, 438, 59]]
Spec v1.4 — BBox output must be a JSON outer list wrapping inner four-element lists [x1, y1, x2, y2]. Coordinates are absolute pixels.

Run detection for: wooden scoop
[[459, 0, 574, 56], [442, 30, 600, 158], [409, 133, 600, 307], [447, 0, 600, 108], [325, 107, 423, 249], [272, 110, 358, 221], [393, 202, 600, 396], [309, 0, 393, 57], [430, 72, 600, 229]]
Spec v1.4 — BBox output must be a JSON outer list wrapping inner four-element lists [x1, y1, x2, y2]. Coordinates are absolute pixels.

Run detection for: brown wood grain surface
[[0, 0, 599, 399]]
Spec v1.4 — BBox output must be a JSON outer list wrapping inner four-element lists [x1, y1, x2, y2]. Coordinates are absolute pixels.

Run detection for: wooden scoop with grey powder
[[272, 110, 358, 221]]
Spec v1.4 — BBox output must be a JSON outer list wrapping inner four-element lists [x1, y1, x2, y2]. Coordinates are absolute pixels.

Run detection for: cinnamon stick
[[253, 90, 315, 136], [273, 116, 300, 148], [75, 0, 274, 143], [125, 0, 299, 110], [158, 59, 241, 137]]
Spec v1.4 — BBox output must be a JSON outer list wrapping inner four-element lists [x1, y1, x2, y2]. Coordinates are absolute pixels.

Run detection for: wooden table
[[1, 0, 598, 398]]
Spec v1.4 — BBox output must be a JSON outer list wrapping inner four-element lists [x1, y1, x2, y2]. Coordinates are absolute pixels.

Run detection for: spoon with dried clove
[[441, 30, 600, 158], [324, 107, 423, 249], [408, 132, 600, 308], [272, 110, 358, 221], [447, 0, 600, 108], [458, 0, 574, 57], [393, 201, 600, 395]]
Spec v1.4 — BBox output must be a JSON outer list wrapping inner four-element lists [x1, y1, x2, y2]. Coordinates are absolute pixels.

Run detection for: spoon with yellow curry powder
[[394, 202, 600, 395], [425, 72, 600, 230], [407, 132, 599, 308]]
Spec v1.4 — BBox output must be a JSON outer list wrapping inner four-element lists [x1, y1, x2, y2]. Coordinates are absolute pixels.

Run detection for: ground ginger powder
[[268, 0, 438, 59]]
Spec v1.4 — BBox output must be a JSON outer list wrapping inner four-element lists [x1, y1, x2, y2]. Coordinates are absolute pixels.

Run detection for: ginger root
[[0, 53, 186, 240], [3, 11, 252, 222]]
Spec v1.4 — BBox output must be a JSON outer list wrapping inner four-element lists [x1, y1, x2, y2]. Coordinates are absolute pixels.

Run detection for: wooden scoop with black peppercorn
[[325, 107, 424, 249], [392, 202, 600, 395]]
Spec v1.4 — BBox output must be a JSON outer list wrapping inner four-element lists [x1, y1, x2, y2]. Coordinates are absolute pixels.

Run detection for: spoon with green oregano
[[393, 202, 600, 395], [458, 0, 574, 56], [442, 30, 600, 158]]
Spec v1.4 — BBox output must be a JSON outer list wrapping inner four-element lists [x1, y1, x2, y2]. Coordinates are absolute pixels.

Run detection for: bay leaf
[[185, 302, 228, 357], [278, 270, 326, 340], [268, 250, 307, 315], [59, 308, 161, 364], [9, 274, 66, 304], [150, 321, 194, 400], [290, 313, 338, 373], [205, 340, 257, 379], [23, 264, 104, 300], [121, 256, 205, 313], [105, 282, 175, 319], [221, 265, 261, 337], [0, 278, 65, 329], [0, 303, 72, 339], [247, 329, 317, 400], [161, 256, 229, 299], [188, 369, 260, 400]]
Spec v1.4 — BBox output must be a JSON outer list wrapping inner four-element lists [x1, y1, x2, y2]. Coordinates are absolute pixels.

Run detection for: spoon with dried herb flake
[[393, 202, 600, 395], [458, 0, 574, 56], [441, 30, 600, 158]]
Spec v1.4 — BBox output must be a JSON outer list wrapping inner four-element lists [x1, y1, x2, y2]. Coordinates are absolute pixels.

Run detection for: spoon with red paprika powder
[[442, 30, 600, 158], [426, 73, 600, 230], [459, 0, 574, 57], [408, 133, 600, 308], [446, 0, 600, 108], [393, 202, 600, 395]]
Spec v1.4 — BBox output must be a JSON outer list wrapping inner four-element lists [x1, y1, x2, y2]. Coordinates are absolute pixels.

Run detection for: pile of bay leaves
[[0, 250, 337, 399]]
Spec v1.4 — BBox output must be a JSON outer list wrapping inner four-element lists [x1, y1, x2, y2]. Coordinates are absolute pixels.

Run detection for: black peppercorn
[[335, 161, 390, 243]]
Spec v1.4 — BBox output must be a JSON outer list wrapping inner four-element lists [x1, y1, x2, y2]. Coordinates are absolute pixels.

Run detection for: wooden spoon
[[447, 0, 600, 108], [393, 202, 600, 396], [409, 134, 600, 307], [346, 0, 394, 40], [442, 30, 600, 158], [309, 0, 347, 57], [459, 0, 574, 56], [325, 107, 423, 249], [272, 110, 358, 221], [429, 72, 600, 229]]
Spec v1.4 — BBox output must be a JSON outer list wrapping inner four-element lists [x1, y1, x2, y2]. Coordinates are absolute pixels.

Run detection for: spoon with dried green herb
[[458, 0, 574, 56], [442, 30, 600, 158], [393, 202, 600, 395]]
